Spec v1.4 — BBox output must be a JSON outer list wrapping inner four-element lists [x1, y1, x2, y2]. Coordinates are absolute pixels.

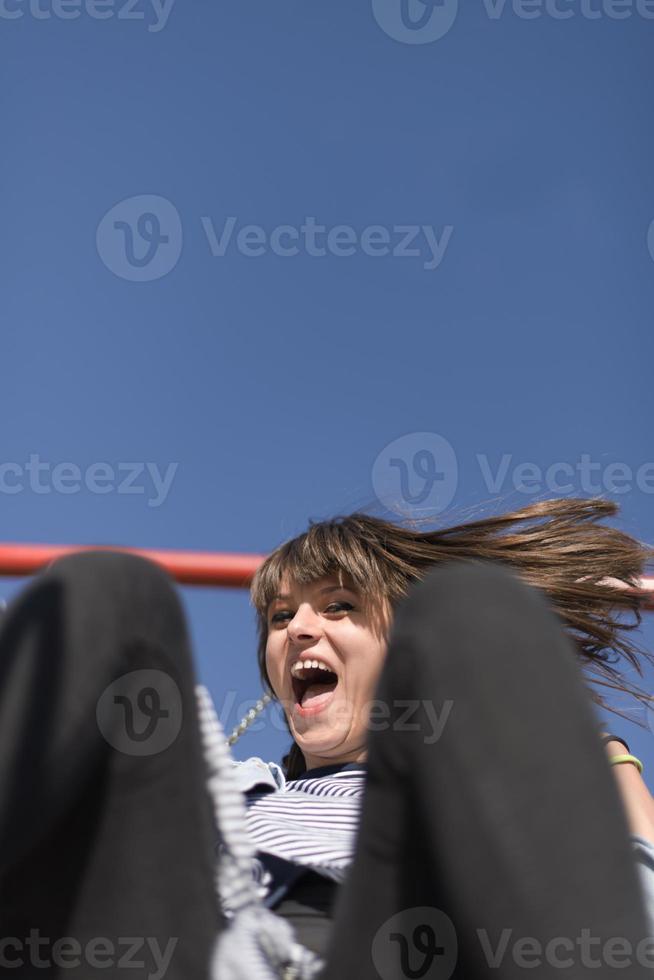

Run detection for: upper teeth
[[291, 659, 333, 676]]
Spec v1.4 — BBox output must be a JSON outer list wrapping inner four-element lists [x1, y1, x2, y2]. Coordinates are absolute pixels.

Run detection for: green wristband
[[609, 753, 644, 775]]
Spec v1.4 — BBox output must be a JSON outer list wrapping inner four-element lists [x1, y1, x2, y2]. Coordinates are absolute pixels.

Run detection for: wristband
[[609, 753, 644, 775]]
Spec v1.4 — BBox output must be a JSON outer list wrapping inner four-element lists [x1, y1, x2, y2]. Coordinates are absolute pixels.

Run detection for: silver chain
[[225, 692, 272, 746]]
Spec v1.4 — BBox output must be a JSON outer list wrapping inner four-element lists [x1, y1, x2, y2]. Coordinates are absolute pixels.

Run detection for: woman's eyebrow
[[271, 584, 357, 602]]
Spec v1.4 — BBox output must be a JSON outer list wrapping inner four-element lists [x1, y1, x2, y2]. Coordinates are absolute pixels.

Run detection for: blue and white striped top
[[223, 756, 367, 909]]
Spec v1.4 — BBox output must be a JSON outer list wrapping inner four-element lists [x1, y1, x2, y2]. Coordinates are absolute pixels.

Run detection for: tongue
[[301, 682, 336, 708]]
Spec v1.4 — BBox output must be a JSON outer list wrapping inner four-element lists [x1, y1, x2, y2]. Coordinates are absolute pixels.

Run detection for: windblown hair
[[249, 498, 654, 779]]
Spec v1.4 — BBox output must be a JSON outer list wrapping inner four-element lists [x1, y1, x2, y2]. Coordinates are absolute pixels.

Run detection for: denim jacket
[[230, 756, 286, 795]]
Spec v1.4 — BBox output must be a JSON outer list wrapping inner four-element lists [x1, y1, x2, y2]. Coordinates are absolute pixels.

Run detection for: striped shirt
[[243, 763, 367, 906]]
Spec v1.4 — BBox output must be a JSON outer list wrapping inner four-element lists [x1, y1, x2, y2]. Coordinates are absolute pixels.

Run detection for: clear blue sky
[[1, 2, 653, 789]]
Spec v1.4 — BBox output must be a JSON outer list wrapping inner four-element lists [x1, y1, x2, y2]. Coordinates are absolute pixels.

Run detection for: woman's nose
[[286, 607, 321, 643]]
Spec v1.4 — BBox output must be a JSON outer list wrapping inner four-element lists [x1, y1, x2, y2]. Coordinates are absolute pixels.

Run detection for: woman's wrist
[[600, 733, 654, 842], [610, 761, 654, 842]]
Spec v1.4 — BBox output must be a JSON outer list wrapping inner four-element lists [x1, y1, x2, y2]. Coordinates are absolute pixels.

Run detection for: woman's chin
[[287, 691, 354, 752], [290, 714, 349, 753]]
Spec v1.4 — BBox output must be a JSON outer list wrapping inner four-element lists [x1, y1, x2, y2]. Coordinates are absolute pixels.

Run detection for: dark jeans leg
[[322, 559, 652, 979], [0, 551, 220, 979]]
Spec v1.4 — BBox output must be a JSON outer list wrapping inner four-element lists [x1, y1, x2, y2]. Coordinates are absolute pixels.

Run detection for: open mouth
[[291, 664, 339, 716]]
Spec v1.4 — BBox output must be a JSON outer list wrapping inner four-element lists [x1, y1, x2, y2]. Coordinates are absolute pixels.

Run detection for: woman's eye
[[270, 601, 354, 624], [325, 601, 354, 614]]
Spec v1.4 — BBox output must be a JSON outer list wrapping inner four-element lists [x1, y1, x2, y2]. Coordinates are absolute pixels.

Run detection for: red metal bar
[[0, 544, 651, 607], [0, 542, 265, 588]]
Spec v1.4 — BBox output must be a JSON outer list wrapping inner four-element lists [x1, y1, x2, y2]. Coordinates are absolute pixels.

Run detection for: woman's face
[[265, 573, 391, 771]]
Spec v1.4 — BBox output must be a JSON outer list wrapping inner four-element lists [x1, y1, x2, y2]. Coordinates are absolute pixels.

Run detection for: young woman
[[0, 497, 652, 980], [218, 496, 654, 978]]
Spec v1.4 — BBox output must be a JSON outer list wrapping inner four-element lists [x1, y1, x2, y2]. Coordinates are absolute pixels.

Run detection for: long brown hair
[[249, 497, 654, 779]]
